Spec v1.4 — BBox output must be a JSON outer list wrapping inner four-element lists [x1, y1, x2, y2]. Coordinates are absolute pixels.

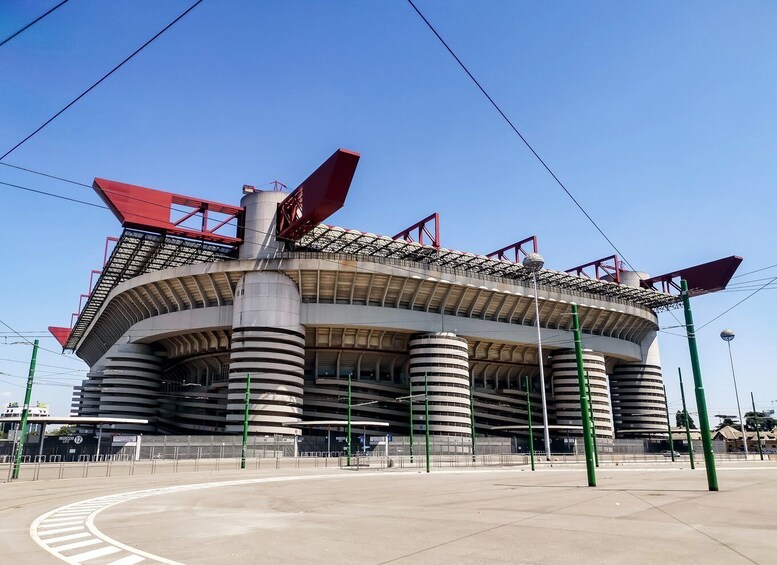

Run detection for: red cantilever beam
[[642, 256, 743, 295], [48, 327, 71, 348], [276, 149, 361, 241], [392, 212, 440, 248], [92, 178, 243, 246], [486, 236, 538, 263]]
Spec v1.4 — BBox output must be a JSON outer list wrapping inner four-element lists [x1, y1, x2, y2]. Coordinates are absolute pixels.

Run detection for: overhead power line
[[0, 0, 205, 161], [404, 0, 639, 275], [696, 275, 777, 331], [403, 1, 693, 333], [0, 0, 70, 49]]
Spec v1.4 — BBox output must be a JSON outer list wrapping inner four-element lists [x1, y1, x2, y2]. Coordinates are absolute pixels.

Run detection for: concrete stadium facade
[[64, 186, 676, 449]]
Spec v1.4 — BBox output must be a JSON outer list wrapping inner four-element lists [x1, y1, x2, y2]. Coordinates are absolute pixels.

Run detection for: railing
[[1, 451, 765, 483]]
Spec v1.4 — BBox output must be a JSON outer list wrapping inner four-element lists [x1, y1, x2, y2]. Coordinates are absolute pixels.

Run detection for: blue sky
[[1, 1, 775, 422]]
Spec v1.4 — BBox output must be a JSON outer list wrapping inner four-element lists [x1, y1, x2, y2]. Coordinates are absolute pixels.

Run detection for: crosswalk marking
[[50, 538, 102, 552], [39, 532, 92, 545], [69, 545, 122, 562], [38, 525, 85, 535]]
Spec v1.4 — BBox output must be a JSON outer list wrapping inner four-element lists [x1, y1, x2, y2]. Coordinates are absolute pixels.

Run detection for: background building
[[49, 149, 741, 450]]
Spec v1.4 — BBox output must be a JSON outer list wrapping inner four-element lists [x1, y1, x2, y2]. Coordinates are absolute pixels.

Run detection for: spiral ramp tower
[[225, 271, 305, 436], [550, 350, 614, 440], [408, 333, 472, 439], [609, 332, 667, 436], [96, 344, 162, 433]]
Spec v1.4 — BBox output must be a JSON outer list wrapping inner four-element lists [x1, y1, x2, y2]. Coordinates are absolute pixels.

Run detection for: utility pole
[[424, 372, 430, 474], [525, 375, 535, 471], [241, 373, 251, 469], [663, 384, 675, 462], [585, 371, 599, 467], [469, 382, 476, 463], [681, 279, 718, 491], [409, 380, 414, 464], [751, 392, 764, 461], [678, 367, 695, 469], [12, 339, 38, 480], [571, 305, 596, 487], [347, 373, 352, 467]]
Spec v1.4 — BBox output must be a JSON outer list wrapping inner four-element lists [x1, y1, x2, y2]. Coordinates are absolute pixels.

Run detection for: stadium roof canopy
[[61, 230, 232, 350]]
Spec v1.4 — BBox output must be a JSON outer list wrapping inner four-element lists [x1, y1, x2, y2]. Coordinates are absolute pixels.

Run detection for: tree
[[714, 415, 739, 431], [745, 411, 775, 432], [50, 425, 76, 436], [676, 410, 696, 429]]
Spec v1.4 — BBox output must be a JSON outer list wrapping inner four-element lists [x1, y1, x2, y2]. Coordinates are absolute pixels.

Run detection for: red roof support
[[566, 255, 623, 284], [276, 149, 361, 241], [486, 236, 538, 263], [392, 213, 440, 248], [642, 256, 743, 296], [48, 327, 71, 348], [92, 179, 243, 246]]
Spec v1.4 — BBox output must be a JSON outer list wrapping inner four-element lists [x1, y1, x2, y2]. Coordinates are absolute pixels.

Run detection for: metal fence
[[4, 449, 768, 483]]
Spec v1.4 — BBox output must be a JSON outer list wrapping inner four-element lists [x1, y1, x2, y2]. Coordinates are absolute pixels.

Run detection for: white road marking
[[108, 556, 146, 565], [69, 545, 121, 561], [42, 532, 92, 545], [31, 465, 777, 564], [51, 538, 102, 552]]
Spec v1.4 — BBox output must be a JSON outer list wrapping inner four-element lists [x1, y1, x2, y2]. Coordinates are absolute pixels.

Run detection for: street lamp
[[523, 252, 551, 460], [720, 329, 748, 458]]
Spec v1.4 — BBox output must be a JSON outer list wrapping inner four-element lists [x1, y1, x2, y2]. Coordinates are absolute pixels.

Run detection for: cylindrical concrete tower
[[610, 331, 666, 435], [226, 271, 305, 435], [408, 332, 471, 437], [550, 350, 614, 439], [238, 190, 288, 260], [98, 344, 161, 433]]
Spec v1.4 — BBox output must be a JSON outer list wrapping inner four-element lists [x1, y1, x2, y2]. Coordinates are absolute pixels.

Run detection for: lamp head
[[522, 252, 545, 272], [720, 329, 735, 342]]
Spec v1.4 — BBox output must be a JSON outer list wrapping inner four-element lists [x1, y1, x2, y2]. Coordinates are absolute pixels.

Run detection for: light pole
[[347, 373, 352, 466], [12, 339, 39, 480], [523, 252, 551, 460], [424, 372, 431, 474], [750, 392, 764, 461], [241, 373, 251, 469], [720, 329, 748, 458], [409, 380, 414, 464], [525, 375, 535, 471], [678, 368, 695, 470]]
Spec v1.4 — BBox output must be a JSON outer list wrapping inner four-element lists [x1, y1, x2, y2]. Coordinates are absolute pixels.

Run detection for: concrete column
[[610, 331, 666, 436], [551, 349, 614, 439], [238, 190, 288, 260], [408, 332, 471, 438], [226, 271, 304, 436]]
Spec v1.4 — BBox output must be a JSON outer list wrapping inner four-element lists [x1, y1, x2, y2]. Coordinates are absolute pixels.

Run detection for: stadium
[[49, 148, 741, 451]]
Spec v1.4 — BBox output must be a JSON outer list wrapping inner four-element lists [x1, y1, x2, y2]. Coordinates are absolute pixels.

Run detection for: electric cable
[[0, 0, 70, 49], [404, 0, 689, 333], [696, 274, 777, 331], [405, 0, 638, 276], [0, 0, 204, 160]]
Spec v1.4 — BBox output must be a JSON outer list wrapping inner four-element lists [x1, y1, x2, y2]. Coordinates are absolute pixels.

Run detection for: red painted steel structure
[[566, 255, 623, 284], [103, 236, 119, 267], [486, 236, 539, 263], [642, 256, 743, 295], [92, 178, 243, 246], [48, 327, 71, 348], [392, 212, 441, 248], [276, 149, 361, 241]]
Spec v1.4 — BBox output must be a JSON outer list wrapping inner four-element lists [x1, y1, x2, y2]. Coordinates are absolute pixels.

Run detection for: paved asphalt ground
[[2, 461, 776, 564]]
